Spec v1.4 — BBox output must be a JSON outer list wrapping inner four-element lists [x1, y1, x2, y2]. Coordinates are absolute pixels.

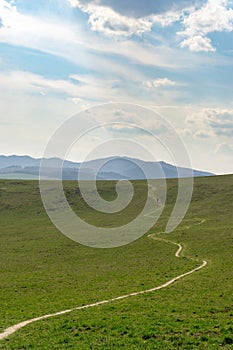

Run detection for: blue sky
[[0, 0, 233, 174]]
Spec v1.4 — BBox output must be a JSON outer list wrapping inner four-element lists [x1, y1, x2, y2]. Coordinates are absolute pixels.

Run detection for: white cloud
[[180, 35, 216, 52], [106, 124, 147, 136], [0, 0, 196, 78], [68, 0, 152, 36], [1, 70, 182, 107], [0, 70, 131, 103], [176, 128, 192, 137], [144, 78, 177, 89], [68, 0, 233, 53], [179, 0, 233, 52], [0, 0, 79, 45], [0, 0, 227, 81], [187, 108, 233, 137], [84, 5, 152, 37], [215, 142, 233, 155], [0, 1, 150, 81], [194, 130, 214, 138], [182, 0, 233, 36], [67, 0, 188, 37], [0, 70, 80, 96]]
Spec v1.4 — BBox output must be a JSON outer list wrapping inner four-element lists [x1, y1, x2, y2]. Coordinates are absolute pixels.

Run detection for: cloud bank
[[187, 108, 233, 138], [68, 0, 233, 52], [68, 0, 194, 36], [178, 0, 233, 51]]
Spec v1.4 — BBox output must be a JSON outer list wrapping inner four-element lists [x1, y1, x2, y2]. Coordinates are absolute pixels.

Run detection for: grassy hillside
[[0, 176, 232, 349]]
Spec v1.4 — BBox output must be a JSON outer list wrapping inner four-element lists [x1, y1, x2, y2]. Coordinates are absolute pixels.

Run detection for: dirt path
[[0, 231, 207, 341]]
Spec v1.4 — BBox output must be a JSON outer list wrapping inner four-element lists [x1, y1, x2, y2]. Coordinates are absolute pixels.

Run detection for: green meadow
[[0, 175, 232, 349]]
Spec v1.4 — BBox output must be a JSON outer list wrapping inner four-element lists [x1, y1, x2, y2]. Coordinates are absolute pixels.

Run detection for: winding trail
[[0, 225, 207, 341]]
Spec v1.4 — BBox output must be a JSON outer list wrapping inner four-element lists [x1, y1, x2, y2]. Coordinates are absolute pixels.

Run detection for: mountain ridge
[[0, 155, 214, 180]]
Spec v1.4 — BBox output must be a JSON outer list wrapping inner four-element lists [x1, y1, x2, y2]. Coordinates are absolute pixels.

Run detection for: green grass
[[0, 176, 232, 349]]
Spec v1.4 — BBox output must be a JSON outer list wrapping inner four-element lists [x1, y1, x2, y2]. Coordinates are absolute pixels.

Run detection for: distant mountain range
[[0, 155, 214, 180]]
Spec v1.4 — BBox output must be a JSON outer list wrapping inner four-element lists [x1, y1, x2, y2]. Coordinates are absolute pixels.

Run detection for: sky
[[0, 0, 233, 174]]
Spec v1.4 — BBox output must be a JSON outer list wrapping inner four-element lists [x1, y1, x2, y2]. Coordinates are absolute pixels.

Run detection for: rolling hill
[[0, 175, 232, 349]]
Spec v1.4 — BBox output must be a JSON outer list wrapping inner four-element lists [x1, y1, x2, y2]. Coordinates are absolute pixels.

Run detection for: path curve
[[0, 232, 207, 341]]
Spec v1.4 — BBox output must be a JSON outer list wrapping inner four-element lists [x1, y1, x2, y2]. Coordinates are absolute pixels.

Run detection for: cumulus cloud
[[215, 142, 233, 155], [179, 0, 233, 52], [204, 109, 233, 137], [187, 108, 233, 138], [68, 0, 193, 36], [68, 0, 233, 52], [194, 130, 213, 138], [176, 128, 192, 137], [68, 0, 151, 36], [180, 35, 216, 52], [144, 78, 177, 89]]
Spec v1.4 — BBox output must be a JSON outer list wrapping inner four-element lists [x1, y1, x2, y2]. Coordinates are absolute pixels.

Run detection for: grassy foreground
[[0, 175, 232, 349]]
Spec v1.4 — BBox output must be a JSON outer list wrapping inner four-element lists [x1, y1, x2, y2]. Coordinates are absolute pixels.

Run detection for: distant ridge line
[[0, 155, 214, 180]]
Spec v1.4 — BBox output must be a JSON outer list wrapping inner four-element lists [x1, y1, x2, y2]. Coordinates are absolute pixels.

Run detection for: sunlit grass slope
[[0, 175, 232, 349]]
